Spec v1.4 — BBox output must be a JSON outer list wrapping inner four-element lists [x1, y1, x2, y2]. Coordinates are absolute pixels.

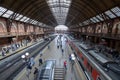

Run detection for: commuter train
[[67, 37, 120, 80], [37, 60, 55, 80]]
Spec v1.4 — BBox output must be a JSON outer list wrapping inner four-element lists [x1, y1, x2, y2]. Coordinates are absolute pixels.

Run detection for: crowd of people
[[1, 39, 32, 57], [26, 35, 76, 79]]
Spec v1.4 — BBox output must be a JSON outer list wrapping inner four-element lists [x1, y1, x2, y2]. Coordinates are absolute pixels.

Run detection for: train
[[67, 36, 120, 80]]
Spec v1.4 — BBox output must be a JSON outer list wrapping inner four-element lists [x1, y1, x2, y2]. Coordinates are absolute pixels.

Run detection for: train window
[[87, 63, 93, 73], [97, 76, 101, 80], [87, 62, 90, 68], [81, 57, 84, 61], [90, 66, 93, 73]]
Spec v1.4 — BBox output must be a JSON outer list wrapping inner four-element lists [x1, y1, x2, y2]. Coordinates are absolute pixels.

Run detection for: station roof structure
[[0, 0, 120, 28]]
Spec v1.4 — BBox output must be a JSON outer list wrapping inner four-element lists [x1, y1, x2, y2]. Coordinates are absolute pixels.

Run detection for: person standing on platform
[[57, 45, 59, 49], [26, 61, 32, 77], [39, 58, 43, 66], [61, 48, 64, 55], [69, 54, 72, 62], [48, 44, 50, 49], [40, 52, 43, 57], [30, 57, 35, 67]]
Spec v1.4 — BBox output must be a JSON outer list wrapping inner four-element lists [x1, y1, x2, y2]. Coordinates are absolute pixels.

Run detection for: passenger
[[61, 48, 64, 55], [34, 67, 38, 80], [69, 54, 72, 62], [48, 45, 50, 49], [30, 57, 35, 66], [57, 45, 59, 49], [40, 53, 43, 57], [2, 48, 6, 56], [39, 58, 43, 66], [27, 62, 32, 74], [5, 47, 9, 54], [64, 60, 67, 70]]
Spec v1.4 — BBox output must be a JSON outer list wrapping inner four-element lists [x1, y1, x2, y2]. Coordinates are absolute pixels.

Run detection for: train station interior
[[0, 0, 120, 80]]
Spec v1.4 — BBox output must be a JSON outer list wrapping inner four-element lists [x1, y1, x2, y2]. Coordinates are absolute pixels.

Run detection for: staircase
[[54, 67, 64, 80]]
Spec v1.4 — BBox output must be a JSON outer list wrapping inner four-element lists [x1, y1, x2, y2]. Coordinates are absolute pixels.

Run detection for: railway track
[[0, 36, 55, 80]]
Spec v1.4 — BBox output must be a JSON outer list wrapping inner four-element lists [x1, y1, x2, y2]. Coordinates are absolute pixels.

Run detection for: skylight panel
[[0, 7, 7, 16], [33, 20, 38, 24], [105, 10, 116, 18], [31, 20, 35, 24], [83, 20, 89, 25], [111, 7, 120, 16], [24, 18, 30, 22], [47, 0, 71, 24], [2, 10, 13, 18], [90, 18, 96, 23], [96, 15, 103, 21], [79, 23, 83, 26], [20, 16, 27, 22], [15, 14, 23, 20]]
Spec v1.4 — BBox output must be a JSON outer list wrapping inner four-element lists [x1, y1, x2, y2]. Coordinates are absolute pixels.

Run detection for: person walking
[[34, 67, 38, 80], [64, 60, 67, 70], [63, 60, 67, 75]]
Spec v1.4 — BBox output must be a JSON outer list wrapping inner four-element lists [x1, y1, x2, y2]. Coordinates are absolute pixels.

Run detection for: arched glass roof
[[55, 25, 68, 30], [47, 0, 72, 25]]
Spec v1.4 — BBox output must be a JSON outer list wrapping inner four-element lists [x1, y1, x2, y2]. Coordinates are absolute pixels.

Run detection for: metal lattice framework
[[0, 0, 120, 28]]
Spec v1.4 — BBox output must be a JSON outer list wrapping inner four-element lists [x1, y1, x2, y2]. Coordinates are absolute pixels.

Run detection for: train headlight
[[71, 54, 76, 60]]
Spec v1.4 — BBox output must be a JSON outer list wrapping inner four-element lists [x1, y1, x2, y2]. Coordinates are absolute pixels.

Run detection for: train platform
[[0, 39, 43, 60], [14, 36, 85, 80], [0, 39, 44, 70]]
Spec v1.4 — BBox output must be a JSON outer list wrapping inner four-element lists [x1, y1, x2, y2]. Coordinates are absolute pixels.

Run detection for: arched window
[[11, 23, 17, 32], [0, 22, 7, 35], [102, 24, 108, 34]]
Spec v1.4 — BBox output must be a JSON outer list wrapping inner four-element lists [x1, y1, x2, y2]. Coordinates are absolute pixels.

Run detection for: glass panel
[[33, 21, 37, 24], [15, 14, 23, 20], [2, 10, 13, 18], [0, 6, 47, 28], [105, 10, 116, 18], [83, 20, 90, 25], [96, 15, 103, 21], [111, 7, 120, 16], [20, 16, 27, 21], [47, 0, 72, 24], [79, 23, 83, 26], [0, 7, 7, 16], [90, 18, 96, 23], [24, 18, 30, 22], [31, 20, 35, 24], [92, 17, 99, 22]]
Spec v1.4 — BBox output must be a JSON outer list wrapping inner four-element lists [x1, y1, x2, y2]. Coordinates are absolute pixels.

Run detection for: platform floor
[[14, 36, 81, 80]]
